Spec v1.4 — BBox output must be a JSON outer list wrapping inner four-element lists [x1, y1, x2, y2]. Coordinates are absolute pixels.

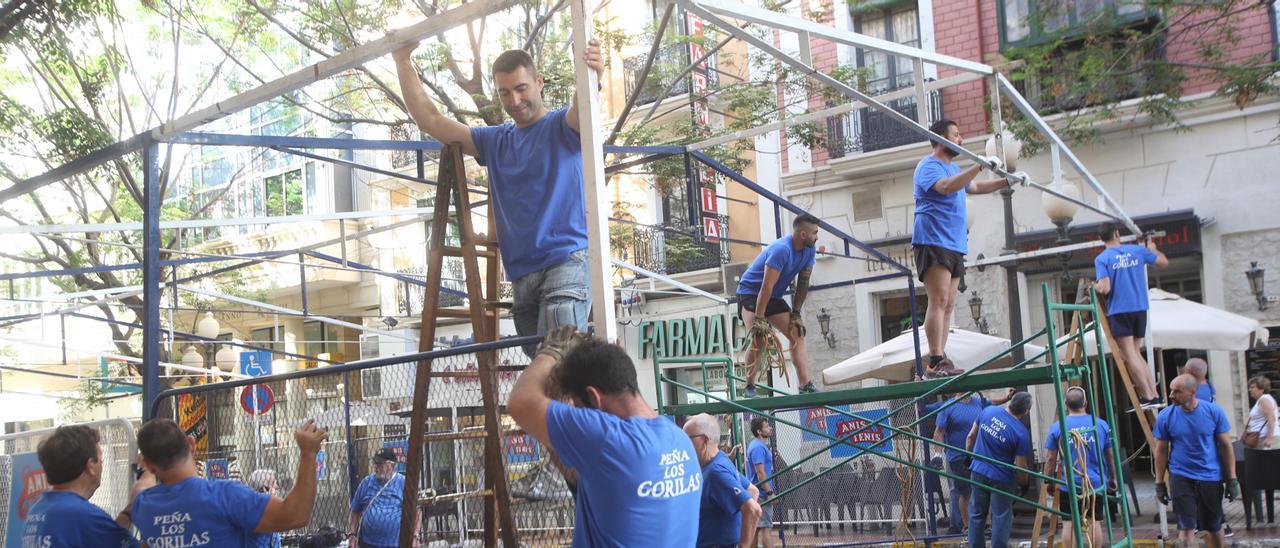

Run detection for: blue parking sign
[[240, 350, 273, 377]]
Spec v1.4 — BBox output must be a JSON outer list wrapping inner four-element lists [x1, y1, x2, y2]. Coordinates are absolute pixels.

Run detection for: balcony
[[623, 43, 692, 106], [613, 218, 730, 277], [825, 87, 944, 158]]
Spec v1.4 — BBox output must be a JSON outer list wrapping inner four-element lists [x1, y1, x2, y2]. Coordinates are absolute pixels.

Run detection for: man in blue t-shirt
[[736, 214, 821, 396], [1155, 374, 1238, 548], [1043, 387, 1117, 548], [684, 414, 761, 548], [348, 448, 417, 548], [1184, 357, 1215, 402], [931, 389, 1014, 534], [246, 469, 282, 548], [509, 326, 703, 546], [913, 119, 1014, 378], [20, 425, 141, 548], [1093, 222, 1168, 406], [133, 418, 327, 547], [746, 416, 777, 547], [394, 39, 604, 357], [965, 391, 1033, 548]]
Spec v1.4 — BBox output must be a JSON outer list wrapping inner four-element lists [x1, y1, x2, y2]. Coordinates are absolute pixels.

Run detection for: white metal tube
[[0, 206, 435, 235], [612, 258, 730, 304], [176, 284, 416, 343]]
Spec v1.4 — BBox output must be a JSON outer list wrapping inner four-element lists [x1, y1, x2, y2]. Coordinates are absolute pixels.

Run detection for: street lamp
[[1246, 262, 1267, 310], [816, 308, 837, 348], [196, 311, 220, 339], [1042, 181, 1081, 286], [968, 292, 990, 334]]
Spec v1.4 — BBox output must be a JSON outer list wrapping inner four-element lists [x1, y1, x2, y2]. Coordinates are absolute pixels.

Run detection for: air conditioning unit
[[721, 262, 750, 293]]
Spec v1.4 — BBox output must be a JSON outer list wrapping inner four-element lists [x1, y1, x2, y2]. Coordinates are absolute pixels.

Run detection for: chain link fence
[[150, 337, 576, 547], [0, 418, 138, 542]]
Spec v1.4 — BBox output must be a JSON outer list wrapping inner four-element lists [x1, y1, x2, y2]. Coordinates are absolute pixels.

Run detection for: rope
[[744, 328, 788, 387], [1067, 429, 1098, 548], [893, 430, 917, 541]]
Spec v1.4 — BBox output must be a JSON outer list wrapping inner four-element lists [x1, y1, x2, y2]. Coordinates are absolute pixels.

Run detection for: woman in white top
[[1246, 376, 1279, 449]]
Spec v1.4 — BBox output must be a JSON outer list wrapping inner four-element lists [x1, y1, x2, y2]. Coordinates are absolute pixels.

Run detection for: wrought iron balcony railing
[[825, 86, 944, 158], [612, 217, 730, 276], [623, 43, 692, 107]]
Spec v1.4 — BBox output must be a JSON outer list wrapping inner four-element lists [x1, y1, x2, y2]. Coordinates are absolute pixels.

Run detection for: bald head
[[1171, 373, 1197, 393], [1184, 358, 1208, 381], [683, 413, 721, 442]]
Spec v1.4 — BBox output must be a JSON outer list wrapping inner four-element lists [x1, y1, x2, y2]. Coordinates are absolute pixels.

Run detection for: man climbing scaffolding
[[736, 213, 820, 397]]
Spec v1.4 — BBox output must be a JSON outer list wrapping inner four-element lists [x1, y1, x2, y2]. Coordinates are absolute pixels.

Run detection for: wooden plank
[[1095, 299, 1159, 453]]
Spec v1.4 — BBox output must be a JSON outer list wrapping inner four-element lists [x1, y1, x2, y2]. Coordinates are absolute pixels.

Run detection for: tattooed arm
[[791, 268, 812, 313]]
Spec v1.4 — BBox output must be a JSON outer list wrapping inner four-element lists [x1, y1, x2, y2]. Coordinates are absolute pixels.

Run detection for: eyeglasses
[[687, 434, 707, 441]]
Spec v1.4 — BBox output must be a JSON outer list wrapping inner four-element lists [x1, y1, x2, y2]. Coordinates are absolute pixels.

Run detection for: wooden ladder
[[398, 144, 517, 547], [1030, 279, 1156, 547]]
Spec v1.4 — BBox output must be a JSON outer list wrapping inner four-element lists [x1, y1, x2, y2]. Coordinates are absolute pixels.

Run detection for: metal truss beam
[[0, 0, 525, 205], [177, 284, 416, 343], [0, 364, 143, 389], [0, 207, 436, 236], [611, 258, 729, 304], [66, 311, 338, 366]]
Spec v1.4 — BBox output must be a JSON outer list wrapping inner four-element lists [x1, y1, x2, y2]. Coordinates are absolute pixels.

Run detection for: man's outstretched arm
[[393, 43, 478, 157]]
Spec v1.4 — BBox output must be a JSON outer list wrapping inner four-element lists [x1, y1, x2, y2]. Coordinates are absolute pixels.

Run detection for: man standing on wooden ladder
[[393, 38, 604, 356], [1093, 222, 1168, 408]]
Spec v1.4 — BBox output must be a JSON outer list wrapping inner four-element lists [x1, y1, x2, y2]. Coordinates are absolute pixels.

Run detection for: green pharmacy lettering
[[639, 314, 747, 359]]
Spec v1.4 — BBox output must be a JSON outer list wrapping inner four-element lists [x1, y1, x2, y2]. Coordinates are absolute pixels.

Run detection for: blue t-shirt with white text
[[1094, 244, 1157, 315], [936, 395, 991, 462], [470, 107, 588, 281], [132, 476, 271, 548], [21, 490, 139, 548], [698, 452, 753, 547], [737, 236, 816, 299], [746, 438, 774, 492], [546, 400, 701, 547], [969, 406, 1033, 486], [1155, 400, 1232, 482], [912, 155, 967, 254], [351, 472, 405, 548], [1044, 414, 1113, 493]]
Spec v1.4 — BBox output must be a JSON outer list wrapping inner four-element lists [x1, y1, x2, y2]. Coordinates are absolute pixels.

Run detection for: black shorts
[[1108, 311, 1147, 339], [737, 294, 791, 318], [1170, 473, 1224, 533], [913, 244, 966, 282], [1056, 490, 1105, 522]]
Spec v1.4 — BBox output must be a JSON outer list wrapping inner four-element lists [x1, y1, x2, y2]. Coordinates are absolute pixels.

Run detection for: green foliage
[[57, 381, 112, 422]]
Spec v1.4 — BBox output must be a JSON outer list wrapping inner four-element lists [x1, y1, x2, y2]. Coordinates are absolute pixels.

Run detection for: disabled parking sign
[[240, 350, 273, 377], [240, 384, 274, 415]]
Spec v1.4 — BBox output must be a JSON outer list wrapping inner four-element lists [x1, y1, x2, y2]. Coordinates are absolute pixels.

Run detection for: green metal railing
[[654, 284, 1134, 548]]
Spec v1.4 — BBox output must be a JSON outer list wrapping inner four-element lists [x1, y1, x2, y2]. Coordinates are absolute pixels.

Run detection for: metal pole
[[684, 151, 699, 230], [343, 370, 358, 499], [299, 251, 308, 315], [142, 139, 162, 420]]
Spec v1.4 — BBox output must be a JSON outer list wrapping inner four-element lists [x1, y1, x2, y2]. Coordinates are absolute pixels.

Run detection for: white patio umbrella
[[822, 328, 1047, 385], [306, 402, 407, 428], [1060, 288, 1268, 354]]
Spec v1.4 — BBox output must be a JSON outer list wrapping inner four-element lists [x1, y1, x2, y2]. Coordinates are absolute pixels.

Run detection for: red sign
[[239, 384, 274, 415], [703, 216, 722, 242], [701, 188, 718, 214], [692, 72, 708, 93]]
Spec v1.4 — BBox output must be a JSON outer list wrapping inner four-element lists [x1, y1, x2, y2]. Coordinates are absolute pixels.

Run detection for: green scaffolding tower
[[657, 284, 1135, 548]]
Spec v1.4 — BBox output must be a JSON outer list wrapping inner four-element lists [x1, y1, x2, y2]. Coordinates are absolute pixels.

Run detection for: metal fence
[[149, 336, 576, 547], [0, 418, 138, 542]]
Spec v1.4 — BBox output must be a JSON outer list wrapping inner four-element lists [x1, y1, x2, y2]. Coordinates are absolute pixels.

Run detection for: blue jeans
[[967, 472, 1014, 548], [512, 249, 591, 356]]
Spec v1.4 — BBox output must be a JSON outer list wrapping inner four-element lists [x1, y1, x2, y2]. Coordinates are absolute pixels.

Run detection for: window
[[263, 169, 303, 216], [853, 5, 920, 93], [303, 321, 342, 358], [998, 0, 1151, 49], [250, 326, 282, 353]]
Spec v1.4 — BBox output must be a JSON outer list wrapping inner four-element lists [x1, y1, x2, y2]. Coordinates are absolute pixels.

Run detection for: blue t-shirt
[[936, 395, 991, 462], [697, 452, 753, 547], [736, 236, 816, 298], [969, 406, 1033, 486], [21, 490, 139, 548], [250, 533, 281, 548], [1155, 400, 1231, 482], [746, 438, 774, 492], [1044, 414, 1113, 493], [351, 473, 405, 548], [912, 155, 967, 254], [1197, 382, 1216, 402], [546, 400, 701, 547], [470, 107, 588, 281], [132, 476, 271, 547], [1094, 244, 1157, 315]]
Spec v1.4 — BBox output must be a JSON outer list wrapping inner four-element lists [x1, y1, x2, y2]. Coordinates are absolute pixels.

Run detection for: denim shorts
[[511, 249, 591, 355]]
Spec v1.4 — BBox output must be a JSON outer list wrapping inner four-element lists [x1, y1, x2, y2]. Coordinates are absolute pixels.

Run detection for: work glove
[[1226, 478, 1241, 502], [1156, 482, 1170, 505], [980, 155, 1004, 173], [536, 325, 586, 363], [1007, 171, 1031, 188], [789, 311, 806, 337], [749, 317, 772, 341], [930, 454, 945, 470]]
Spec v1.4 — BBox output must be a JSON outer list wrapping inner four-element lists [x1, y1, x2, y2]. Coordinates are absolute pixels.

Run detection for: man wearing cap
[[349, 448, 420, 548]]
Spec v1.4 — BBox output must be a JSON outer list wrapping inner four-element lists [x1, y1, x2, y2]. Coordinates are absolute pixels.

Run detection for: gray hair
[[247, 469, 277, 493], [1184, 358, 1208, 379], [683, 413, 721, 441], [1008, 391, 1033, 416]]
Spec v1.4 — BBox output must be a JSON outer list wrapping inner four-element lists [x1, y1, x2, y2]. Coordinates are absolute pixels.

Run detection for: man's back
[[698, 452, 752, 547], [1094, 244, 1157, 314], [132, 476, 271, 547], [938, 395, 988, 461], [1045, 414, 1112, 492], [969, 406, 1032, 485], [1197, 381, 1216, 402], [22, 490, 139, 548], [546, 400, 701, 547]]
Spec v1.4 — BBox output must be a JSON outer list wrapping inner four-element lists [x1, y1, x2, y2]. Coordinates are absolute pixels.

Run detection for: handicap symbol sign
[[240, 350, 273, 378]]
